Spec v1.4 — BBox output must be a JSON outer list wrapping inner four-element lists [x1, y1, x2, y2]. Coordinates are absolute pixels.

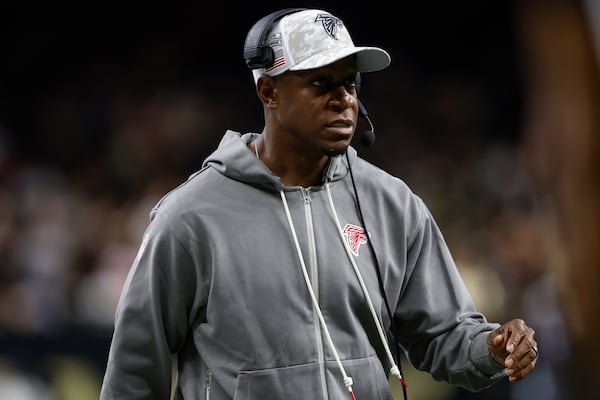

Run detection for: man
[[100, 8, 538, 400]]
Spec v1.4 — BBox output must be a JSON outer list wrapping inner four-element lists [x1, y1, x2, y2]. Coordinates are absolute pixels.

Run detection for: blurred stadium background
[[0, 1, 598, 399]]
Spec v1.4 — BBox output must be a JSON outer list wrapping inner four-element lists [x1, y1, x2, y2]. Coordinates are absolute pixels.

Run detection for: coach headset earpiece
[[243, 8, 376, 147], [354, 72, 376, 146], [244, 8, 306, 70]]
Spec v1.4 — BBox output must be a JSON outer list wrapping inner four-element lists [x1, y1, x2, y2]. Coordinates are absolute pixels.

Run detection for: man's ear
[[256, 76, 277, 108]]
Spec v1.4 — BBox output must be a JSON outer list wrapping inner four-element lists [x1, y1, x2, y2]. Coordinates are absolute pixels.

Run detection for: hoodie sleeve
[[100, 212, 202, 400], [395, 196, 505, 391]]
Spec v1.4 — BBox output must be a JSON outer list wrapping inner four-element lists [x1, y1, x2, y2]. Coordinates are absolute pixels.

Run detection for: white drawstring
[[324, 181, 406, 387], [279, 190, 356, 398]]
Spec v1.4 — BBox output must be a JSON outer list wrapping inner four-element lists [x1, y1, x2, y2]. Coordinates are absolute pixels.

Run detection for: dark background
[[0, 1, 523, 168]]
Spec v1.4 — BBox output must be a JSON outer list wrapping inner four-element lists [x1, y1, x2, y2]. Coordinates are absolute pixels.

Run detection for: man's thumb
[[492, 332, 505, 347]]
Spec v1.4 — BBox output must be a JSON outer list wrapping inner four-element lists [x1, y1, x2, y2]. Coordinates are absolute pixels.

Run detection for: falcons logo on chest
[[342, 223, 368, 256]]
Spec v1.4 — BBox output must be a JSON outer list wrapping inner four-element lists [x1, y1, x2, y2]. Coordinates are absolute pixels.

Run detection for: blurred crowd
[[1, 1, 598, 399], [0, 86, 224, 399]]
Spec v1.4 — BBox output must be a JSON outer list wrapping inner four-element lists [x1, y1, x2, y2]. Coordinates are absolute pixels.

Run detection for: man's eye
[[311, 78, 356, 91], [345, 80, 357, 90]]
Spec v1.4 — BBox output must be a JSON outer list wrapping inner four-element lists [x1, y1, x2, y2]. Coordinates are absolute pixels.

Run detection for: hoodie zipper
[[302, 188, 329, 400], [281, 188, 356, 398], [204, 368, 212, 400]]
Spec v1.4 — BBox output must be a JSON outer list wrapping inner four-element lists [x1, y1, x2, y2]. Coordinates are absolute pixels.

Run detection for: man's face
[[269, 57, 360, 157]]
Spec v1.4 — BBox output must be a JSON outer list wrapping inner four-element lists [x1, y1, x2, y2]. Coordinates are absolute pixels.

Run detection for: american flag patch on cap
[[266, 57, 286, 72]]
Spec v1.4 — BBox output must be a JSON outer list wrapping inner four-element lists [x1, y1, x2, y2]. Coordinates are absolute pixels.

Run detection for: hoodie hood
[[202, 130, 357, 189]]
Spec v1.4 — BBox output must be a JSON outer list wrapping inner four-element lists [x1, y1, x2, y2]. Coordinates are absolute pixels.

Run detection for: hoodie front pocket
[[233, 362, 324, 400], [232, 356, 390, 400]]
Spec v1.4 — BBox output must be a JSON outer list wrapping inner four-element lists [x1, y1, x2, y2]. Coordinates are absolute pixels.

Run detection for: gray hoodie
[[100, 130, 504, 400]]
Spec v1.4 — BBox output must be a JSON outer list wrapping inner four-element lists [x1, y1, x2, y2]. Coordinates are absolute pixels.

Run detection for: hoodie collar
[[202, 130, 356, 190]]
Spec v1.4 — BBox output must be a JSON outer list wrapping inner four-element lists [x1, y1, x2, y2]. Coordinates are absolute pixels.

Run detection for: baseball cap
[[249, 9, 391, 83]]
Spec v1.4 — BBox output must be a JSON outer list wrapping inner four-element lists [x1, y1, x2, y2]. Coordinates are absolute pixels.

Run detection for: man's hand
[[487, 319, 538, 382]]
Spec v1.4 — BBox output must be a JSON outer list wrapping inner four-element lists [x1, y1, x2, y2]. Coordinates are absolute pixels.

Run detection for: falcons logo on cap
[[315, 14, 343, 40]]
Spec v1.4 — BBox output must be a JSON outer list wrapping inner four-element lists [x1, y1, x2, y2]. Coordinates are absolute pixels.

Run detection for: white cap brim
[[290, 46, 391, 73]]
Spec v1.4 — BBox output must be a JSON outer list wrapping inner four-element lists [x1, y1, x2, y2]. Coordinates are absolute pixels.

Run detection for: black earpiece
[[355, 73, 376, 147], [243, 8, 306, 69], [358, 100, 376, 147]]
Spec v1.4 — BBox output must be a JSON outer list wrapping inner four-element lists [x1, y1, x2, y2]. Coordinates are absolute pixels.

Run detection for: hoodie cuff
[[470, 330, 506, 378]]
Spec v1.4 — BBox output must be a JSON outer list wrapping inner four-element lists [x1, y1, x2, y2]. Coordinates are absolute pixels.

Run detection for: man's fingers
[[505, 319, 530, 353], [506, 333, 520, 352], [493, 332, 504, 346], [504, 329, 538, 381], [488, 324, 507, 349], [506, 348, 538, 382], [488, 319, 538, 381], [530, 345, 538, 358]]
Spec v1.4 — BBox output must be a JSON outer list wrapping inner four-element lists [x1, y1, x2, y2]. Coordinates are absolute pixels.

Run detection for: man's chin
[[323, 145, 348, 157]]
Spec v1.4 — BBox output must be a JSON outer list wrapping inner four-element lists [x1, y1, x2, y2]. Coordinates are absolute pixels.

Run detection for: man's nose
[[330, 85, 355, 110]]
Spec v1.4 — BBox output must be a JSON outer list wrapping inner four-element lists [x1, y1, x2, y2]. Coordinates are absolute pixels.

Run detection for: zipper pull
[[301, 188, 311, 204]]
